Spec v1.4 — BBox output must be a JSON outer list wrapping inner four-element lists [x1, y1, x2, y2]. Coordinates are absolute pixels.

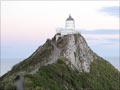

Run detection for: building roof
[[66, 15, 74, 21]]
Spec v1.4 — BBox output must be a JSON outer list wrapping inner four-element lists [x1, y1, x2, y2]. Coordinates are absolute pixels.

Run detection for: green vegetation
[[23, 57, 120, 90], [0, 53, 119, 90]]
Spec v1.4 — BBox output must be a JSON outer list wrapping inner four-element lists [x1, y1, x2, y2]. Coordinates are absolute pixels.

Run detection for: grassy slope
[[0, 39, 54, 90], [24, 57, 120, 90]]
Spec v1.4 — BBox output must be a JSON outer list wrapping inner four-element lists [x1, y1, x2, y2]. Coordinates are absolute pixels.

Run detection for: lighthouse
[[65, 14, 75, 31], [56, 15, 78, 41]]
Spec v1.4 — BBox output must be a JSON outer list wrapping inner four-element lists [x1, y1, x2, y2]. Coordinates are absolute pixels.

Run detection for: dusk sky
[[1, 1, 119, 76]]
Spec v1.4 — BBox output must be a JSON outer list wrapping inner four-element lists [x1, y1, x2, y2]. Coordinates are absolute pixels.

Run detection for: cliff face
[[58, 34, 95, 72], [53, 34, 96, 72], [0, 33, 119, 90]]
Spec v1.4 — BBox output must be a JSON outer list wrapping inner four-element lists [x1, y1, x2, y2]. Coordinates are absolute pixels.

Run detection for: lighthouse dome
[[66, 15, 74, 21]]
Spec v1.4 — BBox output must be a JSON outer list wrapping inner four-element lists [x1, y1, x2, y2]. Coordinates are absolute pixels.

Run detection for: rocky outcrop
[[54, 34, 96, 72], [27, 33, 97, 73], [15, 33, 97, 73]]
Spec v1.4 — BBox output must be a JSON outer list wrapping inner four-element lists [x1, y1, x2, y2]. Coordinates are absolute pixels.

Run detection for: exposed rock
[[14, 75, 24, 90], [56, 34, 96, 72], [26, 33, 97, 73]]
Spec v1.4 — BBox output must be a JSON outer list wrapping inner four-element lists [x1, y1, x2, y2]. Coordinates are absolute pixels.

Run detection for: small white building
[[56, 15, 78, 41]]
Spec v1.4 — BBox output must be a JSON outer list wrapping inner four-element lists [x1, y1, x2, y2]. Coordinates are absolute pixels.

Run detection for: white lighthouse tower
[[56, 15, 78, 40], [65, 14, 75, 31]]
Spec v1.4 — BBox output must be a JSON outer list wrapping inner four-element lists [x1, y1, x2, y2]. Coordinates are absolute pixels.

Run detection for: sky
[[1, 1, 119, 76]]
